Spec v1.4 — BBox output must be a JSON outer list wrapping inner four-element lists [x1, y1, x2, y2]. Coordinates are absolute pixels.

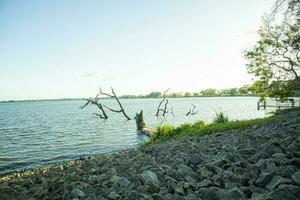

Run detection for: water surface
[[0, 97, 267, 174]]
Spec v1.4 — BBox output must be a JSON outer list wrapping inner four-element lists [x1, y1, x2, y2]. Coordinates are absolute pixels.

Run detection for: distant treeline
[[120, 85, 253, 99], [0, 86, 254, 103]]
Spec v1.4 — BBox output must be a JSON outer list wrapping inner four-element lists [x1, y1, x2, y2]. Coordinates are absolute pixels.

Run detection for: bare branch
[[156, 89, 170, 117]]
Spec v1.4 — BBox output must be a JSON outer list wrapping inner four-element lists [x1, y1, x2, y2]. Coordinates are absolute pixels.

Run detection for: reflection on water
[[0, 97, 267, 174]]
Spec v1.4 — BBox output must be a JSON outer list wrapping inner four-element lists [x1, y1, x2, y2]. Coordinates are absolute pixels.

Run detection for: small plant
[[213, 112, 229, 124]]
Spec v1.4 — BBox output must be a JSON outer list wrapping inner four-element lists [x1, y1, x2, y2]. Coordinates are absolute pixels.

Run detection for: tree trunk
[[135, 110, 146, 131]]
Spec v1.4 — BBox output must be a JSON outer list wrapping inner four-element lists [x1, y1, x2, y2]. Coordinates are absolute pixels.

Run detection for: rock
[[108, 191, 120, 200], [291, 172, 300, 185], [141, 170, 160, 186], [174, 185, 185, 195], [197, 187, 220, 200], [272, 153, 289, 166], [109, 175, 122, 185], [238, 148, 256, 156], [290, 158, 300, 167], [198, 166, 214, 179], [275, 165, 298, 178], [187, 153, 203, 167], [265, 176, 292, 191], [119, 177, 131, 187], [220, 187, 246, 200], [198, 179, 212, 187], [259, 143, 282, 158], [0, 183, 10, 191], [70, 188, 86, 199], [255, 172, 273, 187], [269, 184, 300, 200], [256, 159, 276, 172], [177, 164, 194, 176]]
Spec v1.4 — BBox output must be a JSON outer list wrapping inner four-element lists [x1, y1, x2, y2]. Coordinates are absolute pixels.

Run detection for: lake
[[0, 97, 268, 174]]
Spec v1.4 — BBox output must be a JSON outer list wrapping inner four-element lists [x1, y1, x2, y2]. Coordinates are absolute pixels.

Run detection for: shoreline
[[0, 109, 299, 199]]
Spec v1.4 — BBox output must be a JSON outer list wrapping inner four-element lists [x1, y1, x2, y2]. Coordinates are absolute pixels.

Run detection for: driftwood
[[156, 89, 170, 117], [186, 104, 198, 116], [81, 87, 131, 120]]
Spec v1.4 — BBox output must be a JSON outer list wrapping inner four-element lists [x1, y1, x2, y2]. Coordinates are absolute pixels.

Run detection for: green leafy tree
[[245, 0, 300, 100]]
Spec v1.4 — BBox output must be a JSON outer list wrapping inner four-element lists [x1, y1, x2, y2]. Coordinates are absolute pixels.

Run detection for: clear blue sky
[[0, 0, 272, 100]]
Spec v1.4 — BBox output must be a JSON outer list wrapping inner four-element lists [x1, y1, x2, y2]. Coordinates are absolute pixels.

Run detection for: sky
[[0, 0, 273, 100]]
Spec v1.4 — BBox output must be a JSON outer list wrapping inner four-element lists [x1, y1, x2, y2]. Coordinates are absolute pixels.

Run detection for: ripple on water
[[0, 97, 268, 174]]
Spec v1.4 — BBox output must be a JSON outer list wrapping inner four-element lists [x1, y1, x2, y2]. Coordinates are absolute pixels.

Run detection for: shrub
[[213, 112, 229, 124]]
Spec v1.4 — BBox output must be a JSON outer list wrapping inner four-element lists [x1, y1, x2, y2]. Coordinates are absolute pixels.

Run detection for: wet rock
[[255, 172, 273, 187], [70, 188, 86, 199]]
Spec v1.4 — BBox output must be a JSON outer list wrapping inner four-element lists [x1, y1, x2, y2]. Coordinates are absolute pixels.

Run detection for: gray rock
[[256, 159, 276, 172], [141, 170, 160, 186], [197, 187, 220, 200], [272, 153, 289, 166], [291, 172, 300, 185], [269, 184, 300, 200], [198, 166, 214, 179], [290, 158, 300, 167], [275, 165, 298, 178], [220, 187, 246, 200], [188, 153, 203, 167], [108, 191, 120, 200], [198, 179, 212, 187], [0, 183, 10, 191], [174, 185, 185, 195], [119, 177, 131, 187], [177, 164, 194, 176], [70, 188, 86, 199], [255, 172, 273, 187], [265, 176, 292, 191], [238, 148, 256, 156], [109, 175, 122, 185]]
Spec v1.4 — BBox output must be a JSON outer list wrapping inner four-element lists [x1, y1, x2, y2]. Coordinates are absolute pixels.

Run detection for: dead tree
[[186, 104, 198, 116], [99, 87, 131, 120], [156, 89, 170, 117], [80, 92, 108, 119], [134, 110, 146, 131], [81, 87, 131, 120]]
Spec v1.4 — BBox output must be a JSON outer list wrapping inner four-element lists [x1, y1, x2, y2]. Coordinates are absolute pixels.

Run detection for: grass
[[212, 111, 229, 124], [150, 114, 277, 143]]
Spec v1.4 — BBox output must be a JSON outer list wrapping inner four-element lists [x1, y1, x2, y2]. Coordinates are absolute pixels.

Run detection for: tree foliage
[[245, 0, 300, 100]]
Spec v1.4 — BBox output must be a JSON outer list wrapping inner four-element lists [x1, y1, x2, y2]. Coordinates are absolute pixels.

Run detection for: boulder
[[291, 172, 300, 185], [265, 176, 292, 191], [70, 188, 86, 199], [140, 170, 160, 187], [255, 172, 273, 187]]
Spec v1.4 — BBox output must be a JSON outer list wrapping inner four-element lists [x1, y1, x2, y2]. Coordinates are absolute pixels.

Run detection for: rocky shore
[[0, 109, 299, 200]]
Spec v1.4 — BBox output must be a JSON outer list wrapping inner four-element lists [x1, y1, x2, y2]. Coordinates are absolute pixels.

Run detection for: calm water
[[0, 97, 267, 174]]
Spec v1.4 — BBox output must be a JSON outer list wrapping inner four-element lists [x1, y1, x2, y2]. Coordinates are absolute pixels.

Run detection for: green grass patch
[[150, 116, 277, 143]]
